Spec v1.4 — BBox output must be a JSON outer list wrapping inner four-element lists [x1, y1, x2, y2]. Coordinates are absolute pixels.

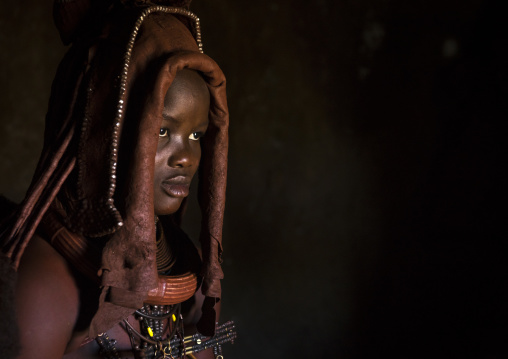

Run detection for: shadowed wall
[[1, 0, 506, 357]]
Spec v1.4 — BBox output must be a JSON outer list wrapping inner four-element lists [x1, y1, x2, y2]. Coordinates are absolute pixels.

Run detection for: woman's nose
[[166, 140, 198, 168]]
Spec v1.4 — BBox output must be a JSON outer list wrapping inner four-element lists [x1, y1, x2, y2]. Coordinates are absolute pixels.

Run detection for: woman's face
[[153, 69, 210, 216]]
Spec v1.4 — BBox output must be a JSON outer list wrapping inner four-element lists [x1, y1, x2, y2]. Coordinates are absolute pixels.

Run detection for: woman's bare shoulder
[[15, 234, 81, 358]]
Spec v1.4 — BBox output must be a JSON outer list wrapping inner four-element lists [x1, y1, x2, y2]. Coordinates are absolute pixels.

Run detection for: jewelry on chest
[[96, 303, 237, 358]]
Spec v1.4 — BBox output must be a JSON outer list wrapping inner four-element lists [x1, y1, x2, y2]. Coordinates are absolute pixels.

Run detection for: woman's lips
[[160, 177, 190, 198]]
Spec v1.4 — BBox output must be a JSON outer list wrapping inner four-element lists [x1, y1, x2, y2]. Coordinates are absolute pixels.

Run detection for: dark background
[[1, 0, 506, 357]]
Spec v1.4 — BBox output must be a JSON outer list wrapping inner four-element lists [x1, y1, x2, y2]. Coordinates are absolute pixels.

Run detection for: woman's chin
[[154, 197, 184, 216]]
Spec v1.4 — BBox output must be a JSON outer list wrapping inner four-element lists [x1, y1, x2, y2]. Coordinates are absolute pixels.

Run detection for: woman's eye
[[189, 132, 202, 141], [159, 128, 169, 137]]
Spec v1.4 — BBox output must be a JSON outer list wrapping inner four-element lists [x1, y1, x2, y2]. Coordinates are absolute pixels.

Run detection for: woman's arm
[[15, 235, 80, 358]]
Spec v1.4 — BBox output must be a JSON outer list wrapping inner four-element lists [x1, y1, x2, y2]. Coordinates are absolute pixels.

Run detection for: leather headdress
[[1, 0, 228, 337]]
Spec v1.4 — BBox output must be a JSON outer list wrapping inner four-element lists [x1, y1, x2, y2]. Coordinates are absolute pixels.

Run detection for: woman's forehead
[[164, 69, 209, 105]]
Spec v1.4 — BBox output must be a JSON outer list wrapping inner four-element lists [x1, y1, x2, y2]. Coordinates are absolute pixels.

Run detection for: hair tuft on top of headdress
[[53, 0, 193, 45], [119, 0, 192, 8]]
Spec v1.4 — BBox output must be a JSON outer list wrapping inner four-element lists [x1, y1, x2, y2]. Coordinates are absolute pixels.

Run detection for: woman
[[1, 0, 233, 357]]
